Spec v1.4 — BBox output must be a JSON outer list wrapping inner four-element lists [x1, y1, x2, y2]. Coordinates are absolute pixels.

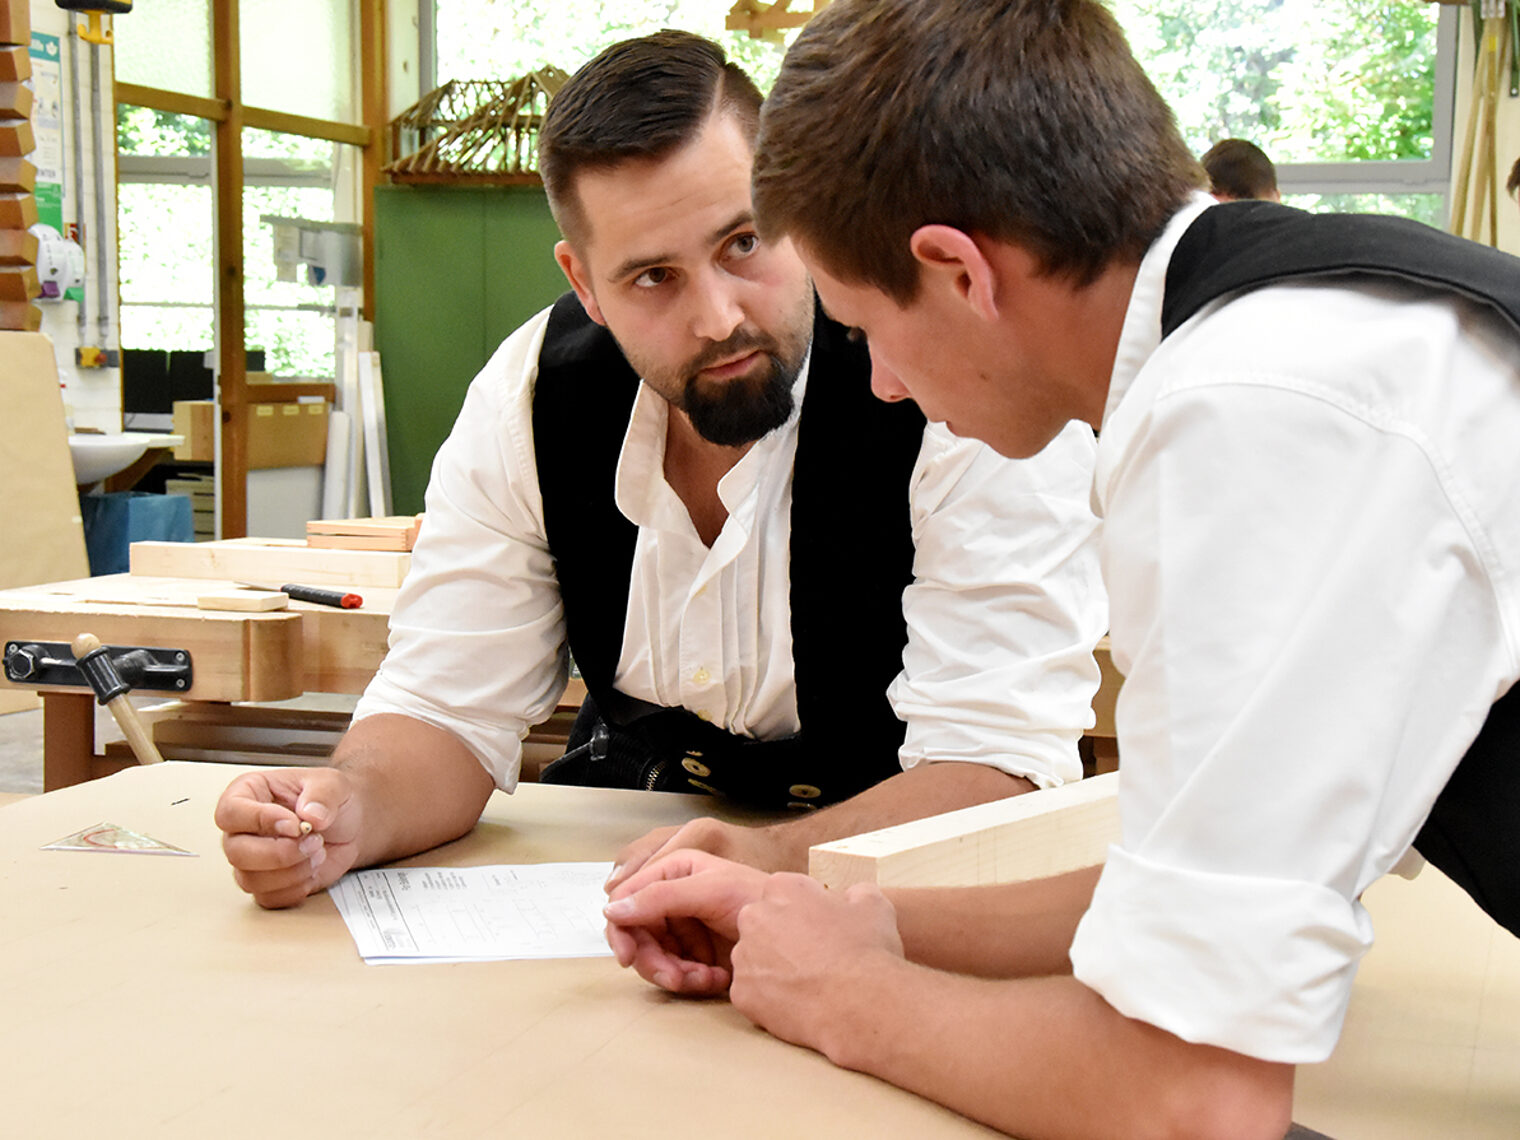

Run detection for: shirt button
[[788, 784, 822, 800], [692, 667, 711, 685], [682, 757, 712, 778]]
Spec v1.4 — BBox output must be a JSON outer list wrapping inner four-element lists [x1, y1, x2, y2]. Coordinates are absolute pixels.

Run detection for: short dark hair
[[1202, 138, 1279, 201], [1508, 156, 1520, 200], [538, 30, 763, 246], [753, 0, 1202, 303]]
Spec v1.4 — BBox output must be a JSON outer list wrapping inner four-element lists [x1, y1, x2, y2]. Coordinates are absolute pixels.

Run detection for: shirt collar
[[1101, 192, 1217, 431]]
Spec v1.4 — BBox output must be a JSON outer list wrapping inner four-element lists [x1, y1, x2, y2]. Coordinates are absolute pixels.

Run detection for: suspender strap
[[532, 293, 924, 807]]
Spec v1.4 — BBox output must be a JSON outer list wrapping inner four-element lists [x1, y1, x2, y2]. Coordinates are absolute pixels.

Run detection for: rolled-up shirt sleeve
[[890, 420, 1108, 787], [1071, 368, 1513, 1063], [353, 308, 567, 790]]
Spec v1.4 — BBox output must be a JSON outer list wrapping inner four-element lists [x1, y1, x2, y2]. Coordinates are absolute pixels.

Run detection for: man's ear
[[908, 225, 999, 322], [554, 240, 607, 326]]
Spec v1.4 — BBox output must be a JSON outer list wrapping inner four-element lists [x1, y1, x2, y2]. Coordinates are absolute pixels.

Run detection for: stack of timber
[[0, 0, 39, 331]]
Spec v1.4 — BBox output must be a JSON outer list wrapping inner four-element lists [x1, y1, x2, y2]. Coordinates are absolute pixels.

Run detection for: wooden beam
[[114, 82, 228, 122], [243, 105, 371, 148], [809, 772, 1121, 890], [359, 0, 385, 323], [213, 0, 247, 538]]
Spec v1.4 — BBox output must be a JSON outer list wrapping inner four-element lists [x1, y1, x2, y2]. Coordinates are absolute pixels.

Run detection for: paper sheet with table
[[330, 861, 614, 964]]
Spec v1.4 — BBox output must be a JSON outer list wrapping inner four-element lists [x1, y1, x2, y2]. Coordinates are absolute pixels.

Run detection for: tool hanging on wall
[[52, 1, 132, 47]]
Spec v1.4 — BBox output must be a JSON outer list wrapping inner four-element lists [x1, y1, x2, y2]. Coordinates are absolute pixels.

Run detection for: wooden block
[[129, 538, 412, 588], [0, 119, 33, 157], [171, 400, 215, 461], [0, 0, 27, 48], [809, 771, 1121, 890], [0, 219, 35, 265], [0, 44, 26, 82], [197, 589, 290, 612], [0, 153, 32, 192], [0, 299, 41, 330], [306, 514, 423, 551], [0, 80, 31, 121], [0, 262, 36, 301], [0, 189, 37, 228]]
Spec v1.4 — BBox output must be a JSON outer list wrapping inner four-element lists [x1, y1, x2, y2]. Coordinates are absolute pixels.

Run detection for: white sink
[[69, 432, 184, 485]]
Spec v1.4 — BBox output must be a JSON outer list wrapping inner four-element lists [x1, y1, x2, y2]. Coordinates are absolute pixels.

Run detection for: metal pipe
[[69, 28, 87, 337], [89, 36, 111, 347]]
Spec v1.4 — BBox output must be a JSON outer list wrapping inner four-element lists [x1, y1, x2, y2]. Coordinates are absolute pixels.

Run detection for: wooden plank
[[0, 333, 90, 589], [213, 0, 248, 537], [196, 589, 289, 611], [358, 351, 393, 516], [809, 772, 1121, 890], [129, 538, 411, 588]]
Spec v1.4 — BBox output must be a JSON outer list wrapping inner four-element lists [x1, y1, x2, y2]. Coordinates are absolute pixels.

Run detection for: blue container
[[80, 492, 194, 576]]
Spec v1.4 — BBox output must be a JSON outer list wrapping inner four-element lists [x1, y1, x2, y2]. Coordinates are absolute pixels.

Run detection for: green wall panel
[[374, 184, 566, 514]]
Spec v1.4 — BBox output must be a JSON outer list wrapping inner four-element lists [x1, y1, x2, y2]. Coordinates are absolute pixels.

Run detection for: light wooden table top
[[1, 764, 1514, 1139], [0, 763, 1000, 1139]]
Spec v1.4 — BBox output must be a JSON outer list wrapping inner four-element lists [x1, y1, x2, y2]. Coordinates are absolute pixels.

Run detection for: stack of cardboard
[[0, 0, 39, 332]]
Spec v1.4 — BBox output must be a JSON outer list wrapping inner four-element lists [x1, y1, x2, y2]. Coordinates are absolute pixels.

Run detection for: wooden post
[[213, 0, 248, 538], [41, 691, 97, 791], [360, 0, 386, 324]]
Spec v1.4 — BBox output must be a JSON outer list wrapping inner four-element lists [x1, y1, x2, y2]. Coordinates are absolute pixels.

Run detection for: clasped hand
[[603, 850, 906, 1059]]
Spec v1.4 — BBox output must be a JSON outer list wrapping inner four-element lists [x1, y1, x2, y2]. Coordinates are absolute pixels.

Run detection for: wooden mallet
[[71, 633, 166, 766]]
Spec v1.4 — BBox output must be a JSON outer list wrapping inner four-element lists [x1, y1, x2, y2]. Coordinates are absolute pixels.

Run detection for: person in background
[[1202, 137, 1281, 202], [603, 3, 1520, 1137], [212, 30, 1107, 910]]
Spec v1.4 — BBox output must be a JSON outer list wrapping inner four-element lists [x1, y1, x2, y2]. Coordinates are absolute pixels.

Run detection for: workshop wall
[[372, 183, 565, 514], [26, 0, 121, 433]]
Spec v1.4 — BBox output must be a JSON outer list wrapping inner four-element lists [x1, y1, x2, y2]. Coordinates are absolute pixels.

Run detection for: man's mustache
[[688, 328, 778, 374]]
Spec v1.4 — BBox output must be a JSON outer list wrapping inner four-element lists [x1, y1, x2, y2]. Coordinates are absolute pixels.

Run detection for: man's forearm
[[804, 961, 1293, 1140], [332, 713, 497, 868], [757, 761, 1036, 870], [888, 865, 1101, 978]]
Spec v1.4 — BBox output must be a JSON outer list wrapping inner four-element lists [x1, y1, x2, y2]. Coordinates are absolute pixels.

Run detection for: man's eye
[[728, 233, 760, 257], [634, 267, 670, 288]]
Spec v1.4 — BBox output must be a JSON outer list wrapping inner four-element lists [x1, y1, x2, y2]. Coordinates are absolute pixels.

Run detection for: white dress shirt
[[355, 304, 1108, 793], [1069, 195, 1520, 1063]]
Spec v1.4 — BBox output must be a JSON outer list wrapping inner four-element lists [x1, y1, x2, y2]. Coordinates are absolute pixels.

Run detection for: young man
[[604, 3, 1520, 1137], [1202, 138, 1281, 202], [213, 32, 1106, 910]]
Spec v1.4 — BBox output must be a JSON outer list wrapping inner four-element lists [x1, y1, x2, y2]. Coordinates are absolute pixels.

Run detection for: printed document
[[330, 862, 614, 964]]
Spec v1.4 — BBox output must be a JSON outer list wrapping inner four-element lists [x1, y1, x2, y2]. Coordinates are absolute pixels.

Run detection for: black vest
[[1162, 201, 1520, 936], [531, 292, 926, 807]]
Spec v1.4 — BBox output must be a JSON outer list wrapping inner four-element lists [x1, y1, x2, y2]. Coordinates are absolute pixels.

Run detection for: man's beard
[[678, 329, 804, 447]]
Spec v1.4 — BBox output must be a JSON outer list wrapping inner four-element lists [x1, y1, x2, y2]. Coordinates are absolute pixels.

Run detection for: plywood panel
[[0, 332, 90, 590]]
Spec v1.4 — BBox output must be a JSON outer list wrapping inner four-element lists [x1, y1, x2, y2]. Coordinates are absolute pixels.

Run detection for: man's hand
[[215, 767, 364, 908], [729, 874, 907, 1064], [602, 850, 771, 995], [606, 817, 790, 893]]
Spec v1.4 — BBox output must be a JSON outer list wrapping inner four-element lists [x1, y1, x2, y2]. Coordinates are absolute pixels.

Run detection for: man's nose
[[869, 348, 911, 403], [690, 269, 745, 343]]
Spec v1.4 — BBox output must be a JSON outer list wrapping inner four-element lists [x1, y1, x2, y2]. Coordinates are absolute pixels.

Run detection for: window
[[1110, 0, 1456, 222]]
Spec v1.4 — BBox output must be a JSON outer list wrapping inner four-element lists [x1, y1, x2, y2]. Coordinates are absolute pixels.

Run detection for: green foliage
[[432, 0, 791, 92], [1109, 0, 1437, 165], [116, 105, 212, 157]]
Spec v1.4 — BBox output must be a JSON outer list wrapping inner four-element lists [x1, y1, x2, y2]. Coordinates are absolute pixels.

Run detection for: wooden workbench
[[0, 571, 396, 789]]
